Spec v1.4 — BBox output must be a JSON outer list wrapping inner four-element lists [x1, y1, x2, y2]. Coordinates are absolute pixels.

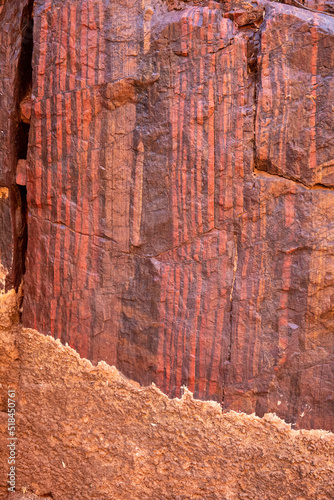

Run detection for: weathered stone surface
[[8, 495, 52, 500], [16, 161, 27, 186], [0, 0, 32, 291], [0, 292, 334, 499], [0, 0, 333, 430], [302, 0, 334, 14], [0, 0, 22, 290], [0, 187, 11, 293], [255, 3, 334, 187]]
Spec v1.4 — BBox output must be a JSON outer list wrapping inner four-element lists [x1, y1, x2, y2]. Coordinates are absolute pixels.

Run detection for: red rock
[[1, 0, 334, 431], [19, 95, 32, 124], [0, 0, 28, 290], [255, 2, 334, 187], [0, 294, 333, 500], [16, 160, 27, 186]]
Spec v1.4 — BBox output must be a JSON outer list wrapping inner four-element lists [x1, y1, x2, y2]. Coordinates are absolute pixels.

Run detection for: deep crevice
[[7, 0, 33, 295], [9, 0, 33, 293], [10, 184, 28, 292]]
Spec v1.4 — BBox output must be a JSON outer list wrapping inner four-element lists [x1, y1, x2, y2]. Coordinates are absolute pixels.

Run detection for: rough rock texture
[[0, 187, 10, 293], [0, 291, 334, 500], [0, 0, 30, 292], [1, 0, 334, 430]]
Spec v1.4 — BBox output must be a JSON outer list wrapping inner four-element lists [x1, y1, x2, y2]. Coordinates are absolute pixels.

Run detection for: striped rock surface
[[1, 0, 334, 431]]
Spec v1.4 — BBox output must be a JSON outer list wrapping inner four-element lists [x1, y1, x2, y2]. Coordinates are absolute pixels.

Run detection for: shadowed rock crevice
[[10, 0, 33, 292]]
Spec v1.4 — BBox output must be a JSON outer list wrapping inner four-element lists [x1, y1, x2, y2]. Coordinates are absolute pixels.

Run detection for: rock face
[[1, 0, 334, 430], [0, 292, 334, 500], [0, 0, 31, 292]]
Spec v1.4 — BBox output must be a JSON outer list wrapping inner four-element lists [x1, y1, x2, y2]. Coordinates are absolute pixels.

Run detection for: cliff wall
[[0, 290, 334, 499], [0, 0, 334, 430]]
